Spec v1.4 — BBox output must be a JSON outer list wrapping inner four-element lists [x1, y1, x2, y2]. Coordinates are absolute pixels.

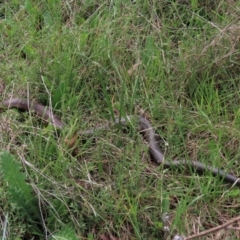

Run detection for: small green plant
[[50, 225, 79, 240], [0, 151, 42, 235], [0, 151, 79, 239]]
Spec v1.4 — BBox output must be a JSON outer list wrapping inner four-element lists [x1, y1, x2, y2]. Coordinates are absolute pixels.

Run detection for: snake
[[1, 97, 240, 187]]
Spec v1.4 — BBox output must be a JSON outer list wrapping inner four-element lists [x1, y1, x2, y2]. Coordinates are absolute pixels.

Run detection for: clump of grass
[[1, 0, 240, 239]]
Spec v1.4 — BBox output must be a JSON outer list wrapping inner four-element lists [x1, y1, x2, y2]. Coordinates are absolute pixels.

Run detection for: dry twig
[[183, 215, 240, 240]]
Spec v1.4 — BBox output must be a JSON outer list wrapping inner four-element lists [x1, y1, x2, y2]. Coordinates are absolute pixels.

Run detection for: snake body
[[2, 98, 240, 187]]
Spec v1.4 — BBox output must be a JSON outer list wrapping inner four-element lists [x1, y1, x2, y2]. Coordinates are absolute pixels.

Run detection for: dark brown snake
[[1, 98, 240, 187]]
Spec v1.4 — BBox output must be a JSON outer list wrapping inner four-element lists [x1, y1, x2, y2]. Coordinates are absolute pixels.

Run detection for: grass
[[1, 0, 240, 239]]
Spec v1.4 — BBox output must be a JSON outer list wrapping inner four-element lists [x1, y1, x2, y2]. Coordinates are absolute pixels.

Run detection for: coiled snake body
[[1, 98, 240, 187]]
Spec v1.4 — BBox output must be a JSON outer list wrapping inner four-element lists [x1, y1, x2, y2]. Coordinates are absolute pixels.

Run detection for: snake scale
[[1, 98, 240, 187]]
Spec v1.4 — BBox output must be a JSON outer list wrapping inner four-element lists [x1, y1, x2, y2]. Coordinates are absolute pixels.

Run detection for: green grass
[[1, 0, 240, 239]]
